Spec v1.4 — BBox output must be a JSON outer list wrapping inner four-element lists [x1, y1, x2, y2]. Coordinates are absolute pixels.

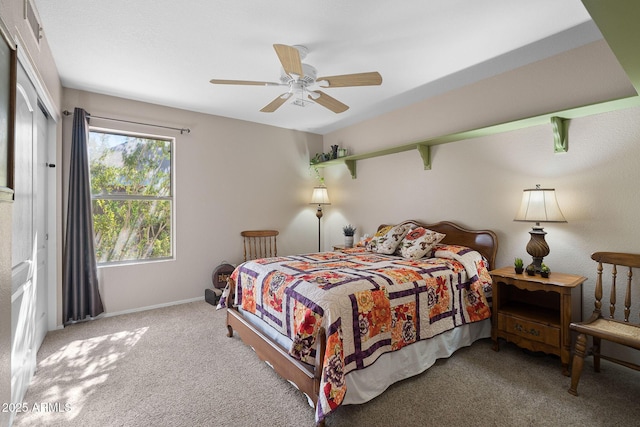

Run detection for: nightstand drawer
[[498, 313, 560, 347]]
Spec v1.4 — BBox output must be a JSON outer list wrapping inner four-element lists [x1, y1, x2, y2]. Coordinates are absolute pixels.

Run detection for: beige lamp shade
[[514, 187, 566, 224], [310, 186, 331, 205]]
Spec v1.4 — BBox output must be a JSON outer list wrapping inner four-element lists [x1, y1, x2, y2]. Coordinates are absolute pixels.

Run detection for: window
[[88, 128, 174, 264]]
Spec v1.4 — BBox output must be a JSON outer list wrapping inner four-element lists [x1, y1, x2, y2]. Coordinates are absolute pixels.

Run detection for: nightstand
[[332, 244, 346, 252], [490, 267, 586, 376]]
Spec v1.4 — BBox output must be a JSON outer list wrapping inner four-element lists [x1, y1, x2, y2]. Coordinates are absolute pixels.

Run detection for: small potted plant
[[343, 224, 356, 248], [540, 263, 550, 278], [514, 258, 524, 274], [525, 264, 536, 276]]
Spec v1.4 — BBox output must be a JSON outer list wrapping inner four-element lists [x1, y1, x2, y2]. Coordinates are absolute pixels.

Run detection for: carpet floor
[[13, 300, 640, 427]]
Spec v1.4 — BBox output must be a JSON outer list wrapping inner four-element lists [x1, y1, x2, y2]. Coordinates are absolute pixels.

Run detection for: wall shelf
[[312, 143, 430, 179], [310, 95, 640, 179], [310, 5, 640, 180]]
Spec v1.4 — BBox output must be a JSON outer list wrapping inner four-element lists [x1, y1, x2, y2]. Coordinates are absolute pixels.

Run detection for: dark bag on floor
[[205, 262, 234, 306], [205, 288, 222, 306]]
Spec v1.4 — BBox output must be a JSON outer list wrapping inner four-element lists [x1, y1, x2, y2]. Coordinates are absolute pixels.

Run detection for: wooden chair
[[568, 252, 640, 396], [241, 230, 278, 262]]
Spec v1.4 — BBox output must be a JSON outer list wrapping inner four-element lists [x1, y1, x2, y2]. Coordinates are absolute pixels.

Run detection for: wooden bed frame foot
[[226, 324, 233, 338]]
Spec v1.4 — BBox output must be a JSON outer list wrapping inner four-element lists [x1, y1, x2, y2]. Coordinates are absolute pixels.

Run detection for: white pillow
[[369, 223, 411, 255], [400, 227, 446, 259]]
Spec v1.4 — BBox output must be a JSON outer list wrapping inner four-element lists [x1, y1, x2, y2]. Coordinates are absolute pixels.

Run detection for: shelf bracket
[[551, 116, 569, 153], [416, 144, 431, 170], [345, 160, 357, 179]]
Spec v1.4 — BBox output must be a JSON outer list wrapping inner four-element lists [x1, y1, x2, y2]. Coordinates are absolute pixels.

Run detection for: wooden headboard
[[378, 220, 499, 269]]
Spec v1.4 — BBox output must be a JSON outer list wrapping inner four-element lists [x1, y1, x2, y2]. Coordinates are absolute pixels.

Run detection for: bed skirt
[[237, 307, 490, 406]]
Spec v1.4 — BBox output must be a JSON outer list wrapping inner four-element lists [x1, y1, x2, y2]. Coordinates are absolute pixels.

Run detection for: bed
[[219, 220, 498, 426]]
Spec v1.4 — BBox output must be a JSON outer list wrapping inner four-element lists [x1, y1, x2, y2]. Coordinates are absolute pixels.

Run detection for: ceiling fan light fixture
[[280, 64, 317, 85], [210, 44, 381, 114]]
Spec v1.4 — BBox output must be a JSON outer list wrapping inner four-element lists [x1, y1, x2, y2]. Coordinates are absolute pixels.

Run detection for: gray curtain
[[63, 107, 104, 325]]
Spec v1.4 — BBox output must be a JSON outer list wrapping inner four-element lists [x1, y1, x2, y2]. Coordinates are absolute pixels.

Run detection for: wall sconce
[[514, 184, 567, 272], [310, 185, 330, 252]]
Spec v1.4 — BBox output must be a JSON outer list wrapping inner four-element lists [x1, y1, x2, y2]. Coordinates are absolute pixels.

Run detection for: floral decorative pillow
[[367, 223, 411, 255], [356, 236, 373, 248], [365, 226, 391, 252], [400, 227, 446, 259]]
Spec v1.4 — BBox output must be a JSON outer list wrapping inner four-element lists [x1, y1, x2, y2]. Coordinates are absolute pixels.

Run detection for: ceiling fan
[[210, 44, 382, 113]]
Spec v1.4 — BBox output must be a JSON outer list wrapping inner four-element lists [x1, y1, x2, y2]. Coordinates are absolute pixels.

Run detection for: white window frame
[[88, 126, 176, 266]]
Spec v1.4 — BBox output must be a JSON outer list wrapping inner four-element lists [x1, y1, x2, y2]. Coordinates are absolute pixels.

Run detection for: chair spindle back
[[241, 230, 279, 262]]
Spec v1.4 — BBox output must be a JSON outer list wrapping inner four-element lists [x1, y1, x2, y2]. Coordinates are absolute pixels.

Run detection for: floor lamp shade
[[310, 186, 330, 252], [310, 186, 331, 205], [514, 186, 566, 271]]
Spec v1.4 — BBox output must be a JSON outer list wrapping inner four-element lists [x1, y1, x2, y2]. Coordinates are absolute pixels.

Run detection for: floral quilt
[[218, 244, 492, 423]]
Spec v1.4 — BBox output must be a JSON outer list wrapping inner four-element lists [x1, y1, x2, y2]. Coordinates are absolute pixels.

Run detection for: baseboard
[[53, 296, 206, 329], [104, 296, 205, 318]]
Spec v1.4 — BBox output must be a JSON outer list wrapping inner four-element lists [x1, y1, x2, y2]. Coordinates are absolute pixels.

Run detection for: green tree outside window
[[88, 130, 173, 264]]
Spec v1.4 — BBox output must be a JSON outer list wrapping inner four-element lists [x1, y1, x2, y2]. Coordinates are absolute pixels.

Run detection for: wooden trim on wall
[[0, 16, 16, 192]]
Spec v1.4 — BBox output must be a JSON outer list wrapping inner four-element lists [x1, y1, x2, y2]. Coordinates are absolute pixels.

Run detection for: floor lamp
[[310, 185, 330, 252], [514, 185, 567, 272]]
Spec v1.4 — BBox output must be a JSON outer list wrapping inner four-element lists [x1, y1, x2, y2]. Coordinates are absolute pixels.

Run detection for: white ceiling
[[33, 0, 599, 135]]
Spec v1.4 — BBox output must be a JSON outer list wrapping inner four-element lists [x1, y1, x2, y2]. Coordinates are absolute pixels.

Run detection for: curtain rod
[[63, 110, 191, 134]]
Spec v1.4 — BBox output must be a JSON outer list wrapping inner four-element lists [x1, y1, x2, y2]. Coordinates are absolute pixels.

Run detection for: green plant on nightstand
[[514, 257, 524, 274], [525, 264, 536, 276], [540, 263, 550, 278]]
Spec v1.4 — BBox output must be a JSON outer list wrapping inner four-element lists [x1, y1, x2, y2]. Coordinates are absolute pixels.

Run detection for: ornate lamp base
[[316, 206, 323, 252], [526, 225, 550, 272]]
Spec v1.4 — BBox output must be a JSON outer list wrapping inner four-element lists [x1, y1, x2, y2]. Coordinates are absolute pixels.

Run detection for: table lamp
[[514, 185, 566, 272]]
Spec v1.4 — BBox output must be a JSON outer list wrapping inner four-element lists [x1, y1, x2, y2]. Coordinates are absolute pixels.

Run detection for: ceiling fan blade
[[273, 44, 304, 78], [260, 93, 292, 113], [309, 91, 349, 113], [316, 72, 382, 88], [210, 79, 282, 86]]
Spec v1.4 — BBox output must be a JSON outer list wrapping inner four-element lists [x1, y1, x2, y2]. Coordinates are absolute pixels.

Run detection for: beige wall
[[323, 104, 640, 284], [321, 40, 640, 362], [3, 0, 640, 376], [60, 35, 640, 322], [62, 89, 323, 316]]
